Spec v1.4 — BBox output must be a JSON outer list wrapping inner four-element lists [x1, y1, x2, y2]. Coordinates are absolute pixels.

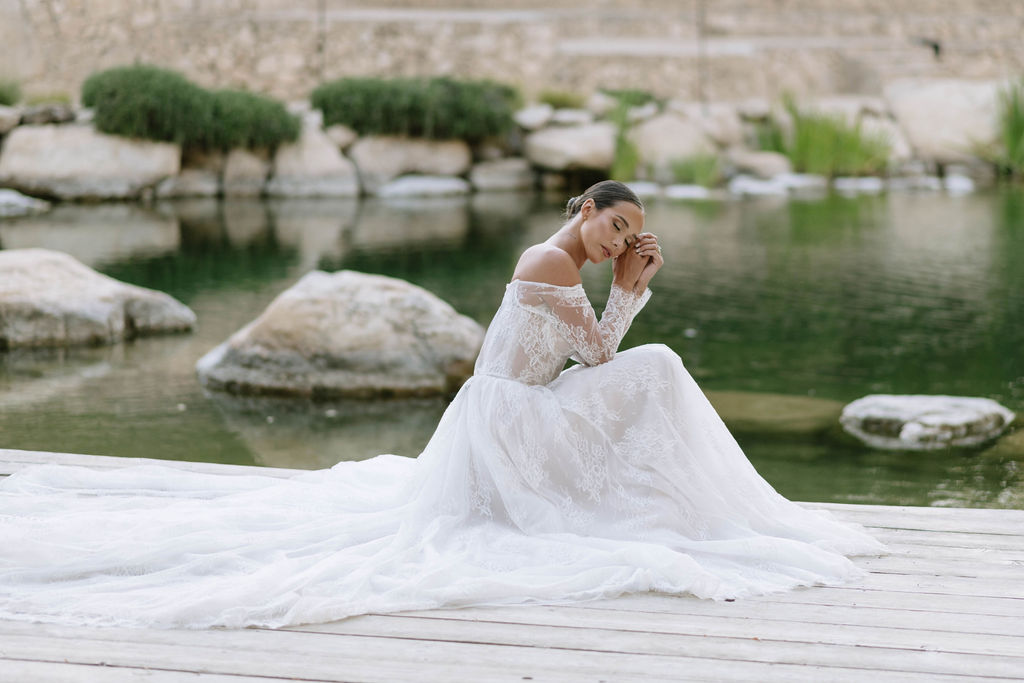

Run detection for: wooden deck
[[1, 448, 1022, 682]]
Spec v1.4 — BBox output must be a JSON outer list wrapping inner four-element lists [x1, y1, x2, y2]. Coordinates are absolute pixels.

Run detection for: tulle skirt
[[0, 344, 884, 629]]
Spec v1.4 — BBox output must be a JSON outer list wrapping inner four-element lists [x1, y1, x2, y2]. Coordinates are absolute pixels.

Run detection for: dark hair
[[564, 180, 644, 218]]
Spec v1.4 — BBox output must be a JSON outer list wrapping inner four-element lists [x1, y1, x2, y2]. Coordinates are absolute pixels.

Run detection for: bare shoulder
[[511, 244, 581, 287]]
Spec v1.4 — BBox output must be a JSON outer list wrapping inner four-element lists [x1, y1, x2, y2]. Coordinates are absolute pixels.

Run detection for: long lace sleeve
[[541, 283, 651, 366]]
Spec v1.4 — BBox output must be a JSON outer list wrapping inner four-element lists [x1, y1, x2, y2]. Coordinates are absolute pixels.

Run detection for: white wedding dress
[[0, 280, 884, 629]]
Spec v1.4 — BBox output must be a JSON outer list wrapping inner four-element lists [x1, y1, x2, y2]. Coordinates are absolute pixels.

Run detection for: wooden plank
[[871, 527, 1024, 551], [814, 504, 1024, 536], [2, 617, 1022, 682], [880, 542, 1024, 565], [0, 658, 319, 682], [1, 621, 982, 683], [297, 609, 1024, 659], [855, 555, 1024, 580], [388, 597, 1024, 638]]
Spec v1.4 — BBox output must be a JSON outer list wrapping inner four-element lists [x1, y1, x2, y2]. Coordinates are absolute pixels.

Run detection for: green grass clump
[[24, 91, 72, 106], [601, 88, 658, 109], [207, 89, 300, 150], [670, 154, 722, 187], [771, 97, 891, 178], [995, 79, 1024, 179], [311, 76, 519, 141], [81, 65, 298, 151], [0, 79, 21, 106], [608, 101, 639, 182], [538, 90, 585, 109]]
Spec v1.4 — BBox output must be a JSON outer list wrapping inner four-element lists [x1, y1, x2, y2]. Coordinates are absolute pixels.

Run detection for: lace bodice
[[474, 280, 652, 385]]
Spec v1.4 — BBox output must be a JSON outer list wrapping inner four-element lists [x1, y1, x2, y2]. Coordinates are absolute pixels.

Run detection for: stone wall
[[4, 0, 1024, 103]]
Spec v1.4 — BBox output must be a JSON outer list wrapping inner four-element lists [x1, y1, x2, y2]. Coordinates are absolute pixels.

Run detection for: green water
[[1, 190, 1022, 508]]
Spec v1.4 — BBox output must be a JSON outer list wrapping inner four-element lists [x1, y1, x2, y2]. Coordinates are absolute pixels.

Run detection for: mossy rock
[[705, 390, 844, 440], [981, 426, 1024, 460]]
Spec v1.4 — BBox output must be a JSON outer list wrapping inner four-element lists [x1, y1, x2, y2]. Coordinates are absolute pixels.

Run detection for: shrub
[[772, 97, 891, 178], [311, 76, 519, 141], [81, 65, 299, 151], [82, 65, 214, 146], [995, 79, 1024, 178], [671, 154, 722, 187], [0, 79, 21, 106], [207, 89, 300, 150], [538, 89, 584, 109]]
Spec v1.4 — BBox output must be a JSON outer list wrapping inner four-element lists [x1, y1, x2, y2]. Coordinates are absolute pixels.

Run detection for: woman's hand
[[611, 238, 648, 291], [631, 233, 664, 293]]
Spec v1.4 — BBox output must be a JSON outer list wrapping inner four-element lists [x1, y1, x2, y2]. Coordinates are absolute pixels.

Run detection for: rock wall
[[4, 0, 1024, 103]]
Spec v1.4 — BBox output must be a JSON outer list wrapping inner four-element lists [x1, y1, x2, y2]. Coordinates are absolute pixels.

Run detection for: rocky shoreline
[[0, 77, 1012, 212]]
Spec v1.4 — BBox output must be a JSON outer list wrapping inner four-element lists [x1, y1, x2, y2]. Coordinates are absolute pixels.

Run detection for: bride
[[0, 180, 883, 629]]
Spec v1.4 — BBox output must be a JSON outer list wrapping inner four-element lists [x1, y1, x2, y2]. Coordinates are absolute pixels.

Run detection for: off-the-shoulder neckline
[[507, 279, 584, 289]]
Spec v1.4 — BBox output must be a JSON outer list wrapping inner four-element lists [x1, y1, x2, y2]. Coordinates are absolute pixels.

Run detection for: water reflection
[[0, 191, 1021, 508], [0, 204, 179, 266]]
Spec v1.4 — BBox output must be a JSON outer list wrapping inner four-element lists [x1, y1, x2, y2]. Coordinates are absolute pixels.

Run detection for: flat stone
[[664, 184, 712, 200], [833, 177, 885, 195], [550, 108, 594, 126], [728, 150, 792, 179], [196, 270, 484, 399], [840, 394, 1016, 450], [469, 158, 534, 191], [524, 123, 616, 171], [348, 136, 472, 194], [265, 117, 360, 197], [514, 104, 554, 131], [728, 174, 788, 196], [377, 175, 471, 197], [0, 188, 50, 218], [944, 174, 975, 195], [625, 181, 661, 199], [0, 248, 195, 348], [0, 124, 180, 200], [706, 390, 845, 439]]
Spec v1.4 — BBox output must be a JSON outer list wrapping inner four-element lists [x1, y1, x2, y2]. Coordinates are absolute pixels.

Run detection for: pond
[[1, 189, 1022, 509]]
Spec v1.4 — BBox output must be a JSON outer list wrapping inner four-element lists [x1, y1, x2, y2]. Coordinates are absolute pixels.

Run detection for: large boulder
[[0, 105, 20, 134], [469, 158, 534, 191], [0, 124, 180, 200], [628, 113, 715, 176], [668, 102, 744, 148], [524, 122, 616, 171], [223, 148, 270, 197], [884, 79, 1003, 164], [196, 270, 484, 399], [840, 394, 1015, 450], [0, 248, 195, 348], [265, 116, 360, 197], [348, 136, 472, 194]]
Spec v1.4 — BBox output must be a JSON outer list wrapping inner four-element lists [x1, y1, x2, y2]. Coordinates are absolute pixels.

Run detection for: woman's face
[[579, 200, 645, 263]]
